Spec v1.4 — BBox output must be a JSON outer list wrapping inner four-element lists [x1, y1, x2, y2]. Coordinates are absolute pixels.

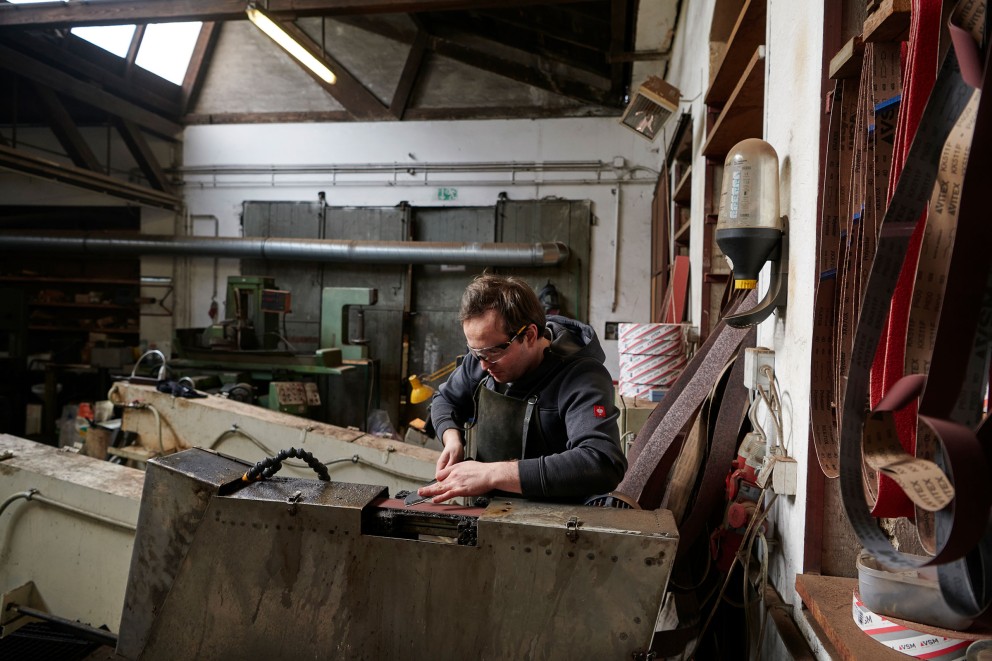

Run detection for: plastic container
[[857, 550, 974, 631]]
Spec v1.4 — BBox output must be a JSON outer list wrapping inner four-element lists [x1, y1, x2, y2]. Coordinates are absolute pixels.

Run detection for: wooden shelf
[[0, 276, 139, 285], [30, 302, 135, 310], [702, 46, 766, 157], [705, 0, 767, 105], [673, 166, 692, 204], [30, 325, 139, 334], [829, 35, 865, 80], [673, 220, 691, 246], [795, 574, 992, 661]]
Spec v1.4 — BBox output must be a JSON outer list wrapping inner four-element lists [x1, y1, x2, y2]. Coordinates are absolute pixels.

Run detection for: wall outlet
[[772, 456, 798, 496]]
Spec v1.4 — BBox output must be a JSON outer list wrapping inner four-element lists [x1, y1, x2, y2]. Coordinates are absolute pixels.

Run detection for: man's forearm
[[488, 461, 522, 494]]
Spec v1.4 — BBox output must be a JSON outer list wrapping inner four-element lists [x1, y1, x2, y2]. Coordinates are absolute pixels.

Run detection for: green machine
[[171, 279, 380, 430], [200, 276, 290, 351], [319, 287, 378, 361]]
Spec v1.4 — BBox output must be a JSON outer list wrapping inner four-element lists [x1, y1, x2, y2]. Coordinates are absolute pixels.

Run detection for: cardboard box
[[615, 392, 659, 448]]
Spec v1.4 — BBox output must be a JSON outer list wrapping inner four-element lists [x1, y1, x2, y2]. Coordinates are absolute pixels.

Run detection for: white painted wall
[[181, 117, 664, 377], [662, 0, 825, 651], [763, 0, 823, 622]]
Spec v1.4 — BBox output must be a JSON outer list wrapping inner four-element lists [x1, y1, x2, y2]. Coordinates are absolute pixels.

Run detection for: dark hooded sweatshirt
[[430, 315, 627, 499]]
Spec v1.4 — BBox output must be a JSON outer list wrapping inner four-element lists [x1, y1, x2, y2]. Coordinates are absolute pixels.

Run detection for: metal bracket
[[725, 216, 789, 328], [565, 516, 579, 542]]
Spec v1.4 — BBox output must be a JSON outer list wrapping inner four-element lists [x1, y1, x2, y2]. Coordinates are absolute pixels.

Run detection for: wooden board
[[702, 46, 765, 157]]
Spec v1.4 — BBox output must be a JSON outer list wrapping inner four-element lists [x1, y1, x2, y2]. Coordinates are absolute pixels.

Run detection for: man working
[[417, 274, 627, 504]]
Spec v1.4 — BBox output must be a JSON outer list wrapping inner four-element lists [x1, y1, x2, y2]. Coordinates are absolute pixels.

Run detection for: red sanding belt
[[869, 0, 942, 518], [839, 0, 992, 620]]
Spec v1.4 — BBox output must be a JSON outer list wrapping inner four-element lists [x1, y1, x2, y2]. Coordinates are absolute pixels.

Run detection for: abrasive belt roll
[[617, 289, 757, 512], [831, 0, 992, 622]]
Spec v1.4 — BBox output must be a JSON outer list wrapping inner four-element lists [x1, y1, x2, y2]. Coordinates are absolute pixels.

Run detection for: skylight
[[135, 23, 202, 85], [70, 25, 137, 58], [6, 1, 201, 86]]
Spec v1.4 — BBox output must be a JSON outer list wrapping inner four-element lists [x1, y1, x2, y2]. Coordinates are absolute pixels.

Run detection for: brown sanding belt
[[827, 0, 992, 622], [616, 289, 757, 512], [614, 290, 757, 657]]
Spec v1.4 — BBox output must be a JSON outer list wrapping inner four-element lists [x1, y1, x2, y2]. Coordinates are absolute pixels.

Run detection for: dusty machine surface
[[0, 435, 143, 637], [118, 448, 679, 660], [111, 382, 437, 495]]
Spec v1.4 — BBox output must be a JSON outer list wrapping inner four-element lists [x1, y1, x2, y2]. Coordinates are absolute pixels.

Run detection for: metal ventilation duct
[[0, 233, 569, 267]]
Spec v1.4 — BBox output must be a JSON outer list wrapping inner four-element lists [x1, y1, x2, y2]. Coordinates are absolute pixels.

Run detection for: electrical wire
[[692, 488, 778, 656], [751, 530, 771, 660], [106, 383, 175, 455]]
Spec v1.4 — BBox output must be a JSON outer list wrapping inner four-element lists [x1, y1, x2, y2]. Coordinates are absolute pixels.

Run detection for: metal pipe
[[177, 160, 656, 176], [0, 233, 569, 267], [0, 490, 33, 519], [0, 488, 136, 532]]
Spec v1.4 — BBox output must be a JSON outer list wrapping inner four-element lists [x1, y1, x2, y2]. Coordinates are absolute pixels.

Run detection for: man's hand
[[437, 428, 466, 472], [417, 460, 521, 503]]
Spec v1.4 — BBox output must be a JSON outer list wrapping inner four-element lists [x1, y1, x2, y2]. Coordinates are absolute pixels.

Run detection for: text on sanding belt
[[811, 0, 992, 623]]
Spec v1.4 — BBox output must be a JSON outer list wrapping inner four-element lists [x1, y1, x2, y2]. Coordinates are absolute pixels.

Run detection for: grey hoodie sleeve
[[429, 356, 483, 441], [516, 358, 627, 498]]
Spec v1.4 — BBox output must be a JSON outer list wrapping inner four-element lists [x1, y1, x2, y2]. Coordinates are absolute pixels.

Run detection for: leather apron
[[467, 380, 545, 463]]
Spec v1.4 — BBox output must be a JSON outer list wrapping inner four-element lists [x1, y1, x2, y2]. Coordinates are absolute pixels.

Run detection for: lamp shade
[[409, 375, 434, 405]]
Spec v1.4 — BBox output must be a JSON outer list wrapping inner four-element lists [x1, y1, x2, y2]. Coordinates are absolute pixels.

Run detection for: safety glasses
[[467, 325, 528, 363]]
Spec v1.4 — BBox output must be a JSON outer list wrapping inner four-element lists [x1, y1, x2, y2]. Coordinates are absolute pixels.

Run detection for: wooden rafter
[[474, 6, 611, 51], [181, 21, 220, 114], [31, 82, 102, 172], [0, 143, 180, 209], [390, 28, 428, 119], [0, 0, 600, 29], [333, 13, 617, 107], [608, 0, 634, 101], [0, 43, 182, 139], [114, 118, 174, 194], [427, 11, 611, 77], [124, 24, 147, 79], [273, 18, 389, 119], [428, 32, 615, 106], [1, 32, 182, 114]]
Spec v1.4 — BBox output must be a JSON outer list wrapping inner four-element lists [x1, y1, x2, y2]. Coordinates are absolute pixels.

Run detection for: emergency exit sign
[[436, 187, 458, 201]]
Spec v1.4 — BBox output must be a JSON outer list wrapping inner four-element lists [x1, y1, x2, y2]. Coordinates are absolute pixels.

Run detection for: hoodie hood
[[545, 314, 606, 363]]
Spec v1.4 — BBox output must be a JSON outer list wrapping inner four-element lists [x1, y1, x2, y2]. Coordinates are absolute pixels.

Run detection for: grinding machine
[[115, 447, 678, 660]]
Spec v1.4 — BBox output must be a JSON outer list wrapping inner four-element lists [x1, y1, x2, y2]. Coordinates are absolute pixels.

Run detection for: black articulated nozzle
[[241, 447, 331, 483]]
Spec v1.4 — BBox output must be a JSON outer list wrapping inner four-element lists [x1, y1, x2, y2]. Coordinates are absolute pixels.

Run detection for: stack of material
[[617, 323, 688, 401]]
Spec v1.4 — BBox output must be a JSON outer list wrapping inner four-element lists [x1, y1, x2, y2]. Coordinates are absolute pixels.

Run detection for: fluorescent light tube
[[246, 6, 336, 84]]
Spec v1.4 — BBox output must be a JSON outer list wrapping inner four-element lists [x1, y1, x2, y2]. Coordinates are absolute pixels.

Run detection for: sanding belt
[[617, 289, 757, 513], [811, 0, 992, 622], [613, 290, 757, 656]]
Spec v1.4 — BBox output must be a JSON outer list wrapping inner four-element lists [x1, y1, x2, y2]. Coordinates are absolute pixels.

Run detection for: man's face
[[463, 309, 534, 384]]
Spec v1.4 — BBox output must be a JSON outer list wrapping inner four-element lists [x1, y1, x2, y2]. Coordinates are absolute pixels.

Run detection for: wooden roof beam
[[428, 32, 616, 107], [0, 0, 600, 29], [273, 18, 389, 119], [181, 21, 220, 114], [31, 82, 103, 172], [390, 28, 429, 119], [0, 143, 180, 209], [114, 118, 175, 194], [0, 32, 182, 114], [0, 43, 182, 139]]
